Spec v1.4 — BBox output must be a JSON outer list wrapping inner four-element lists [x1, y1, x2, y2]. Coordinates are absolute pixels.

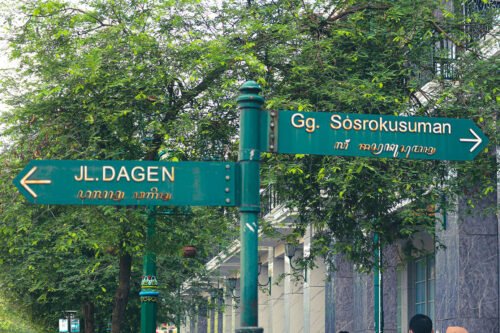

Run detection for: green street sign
[[265, 110, 489, 161], [14, 160, 238, 206]]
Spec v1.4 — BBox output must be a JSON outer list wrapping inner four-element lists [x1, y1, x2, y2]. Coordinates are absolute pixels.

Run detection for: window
[[414, 255, 435, 319], [397, 254, 435, 332]]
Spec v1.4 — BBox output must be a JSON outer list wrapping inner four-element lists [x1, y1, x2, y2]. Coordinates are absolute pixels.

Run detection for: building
[[180, 2, 499, 332], [181, 180, 498, 333]]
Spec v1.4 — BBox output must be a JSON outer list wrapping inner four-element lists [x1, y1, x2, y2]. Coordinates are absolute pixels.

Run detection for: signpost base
[[236, 327, 264, 333], [140, 301, 157, 333], [141, 208, 159, 333]]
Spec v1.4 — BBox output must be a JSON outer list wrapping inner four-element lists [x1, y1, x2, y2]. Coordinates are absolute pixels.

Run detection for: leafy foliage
[[0, 0, 244, 330], [0, 0, 497, 330], [251, 0, 497, 268]]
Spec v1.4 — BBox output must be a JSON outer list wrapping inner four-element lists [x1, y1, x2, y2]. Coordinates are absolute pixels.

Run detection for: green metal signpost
[[265, 110, 488, 161], [13, 81, 489, 333], [14, 160, 237, 207], [236, 81, 264, 333], [141, 206, 159, 333]]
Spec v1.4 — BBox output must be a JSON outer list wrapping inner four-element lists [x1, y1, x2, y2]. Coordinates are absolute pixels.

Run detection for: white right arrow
[[460, 128, 483, 153]]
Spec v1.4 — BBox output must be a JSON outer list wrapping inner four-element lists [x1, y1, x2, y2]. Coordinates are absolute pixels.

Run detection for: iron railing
[[433, 37, 457, 80], [423, 0, 498, 82], [462, 0, 499, 42], [260, 183, 288, 217]]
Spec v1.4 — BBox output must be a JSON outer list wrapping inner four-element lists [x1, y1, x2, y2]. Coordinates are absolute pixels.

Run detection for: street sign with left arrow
[[14, 160, 238, 206]]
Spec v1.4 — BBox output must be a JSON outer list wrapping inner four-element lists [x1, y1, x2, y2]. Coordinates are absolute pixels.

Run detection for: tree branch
[[171, 65, 228, 113], [65, 7, 113, 27], [143, 64, 230, 160], [326, 3, 390, 23], [428, 19, 482, 58], [30, 6, 112, 28], [428, 20, 463, 48]]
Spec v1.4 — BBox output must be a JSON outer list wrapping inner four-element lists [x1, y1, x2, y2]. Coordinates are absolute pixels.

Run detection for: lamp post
[[236, 81, 264, 333], [284, 243, 307, 282], [140, 149, 165, 333], [257, 262, 271, 295], [64, 310, 77, 333], [226, 277, 239, 300], [284, 243, 297, 261], [374, 232, 383, 333], [140, 207, 159, 333]]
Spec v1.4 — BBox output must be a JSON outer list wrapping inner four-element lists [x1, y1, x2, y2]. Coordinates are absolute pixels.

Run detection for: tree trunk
[[111, 253, 132, 333], [82, 302, 95, 333]]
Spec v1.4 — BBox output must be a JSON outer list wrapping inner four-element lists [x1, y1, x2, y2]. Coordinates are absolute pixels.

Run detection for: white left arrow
[[460, 128, 483, 153], [20, 166, 52, 198]]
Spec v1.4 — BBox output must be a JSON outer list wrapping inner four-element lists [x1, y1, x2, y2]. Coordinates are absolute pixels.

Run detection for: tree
[[0, 0, 497, 330], [0, 0, 251, 331], [234, 0, 497, 268]]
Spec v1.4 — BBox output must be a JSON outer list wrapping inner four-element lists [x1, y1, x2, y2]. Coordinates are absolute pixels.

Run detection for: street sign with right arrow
[[266, 110, 489, 161]]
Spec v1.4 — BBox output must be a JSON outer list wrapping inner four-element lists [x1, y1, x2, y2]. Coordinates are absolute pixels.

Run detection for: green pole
[[177, 287, 181, 333], [374, 232, 383, 333], [140, 207, 159, 333], [236, 81, 264, 333]]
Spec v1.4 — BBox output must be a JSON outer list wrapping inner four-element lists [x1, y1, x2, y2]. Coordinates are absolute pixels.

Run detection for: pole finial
[[239, 80, 262, 94], [237, 81, 264, 108]]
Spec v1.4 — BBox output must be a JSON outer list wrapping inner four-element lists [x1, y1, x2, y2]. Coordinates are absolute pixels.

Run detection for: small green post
[[140, 207, 159, 333], [374, 232, 383, 333], [236, 81, 264, 333]]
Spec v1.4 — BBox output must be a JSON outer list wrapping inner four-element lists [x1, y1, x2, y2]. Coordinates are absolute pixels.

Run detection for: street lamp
[[64, 310, 78, 333], [257, 262, 271, 295], [284, 243, 307, 282], [284, 243, 297, 260], [225, 277, 240, 300]]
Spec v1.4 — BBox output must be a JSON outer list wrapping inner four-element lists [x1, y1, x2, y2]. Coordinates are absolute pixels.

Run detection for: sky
[[0, 0, 19, 147], [0, 0, 17, 114], [0, 0, 17, 71]]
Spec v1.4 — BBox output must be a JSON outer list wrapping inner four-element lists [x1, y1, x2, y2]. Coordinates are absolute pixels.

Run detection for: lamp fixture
[[225, 277, 240, 300], [284, 242, 307, 282], [257, 262, 272, 295], [209, 288, 224, 304], [284, 243, 297, 259]]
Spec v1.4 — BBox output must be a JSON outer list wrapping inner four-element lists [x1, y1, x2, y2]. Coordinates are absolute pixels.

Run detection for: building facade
[[180, 182, 498, 333], [180, 2, 499, 332]]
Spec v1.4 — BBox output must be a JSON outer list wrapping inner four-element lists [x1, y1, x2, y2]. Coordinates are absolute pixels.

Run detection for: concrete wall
[[353, 271, 373, 333], [307, 258, 326, 333], [435, 193, 499, 333], [223, 293, 233, 333], [284, 253, 304, 333], [258, 262, 271, 331], [271, 256, 285, 333], [191, 184, 499, 333], [382, 245, 399, 333], [329, 254, 354, 332]]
